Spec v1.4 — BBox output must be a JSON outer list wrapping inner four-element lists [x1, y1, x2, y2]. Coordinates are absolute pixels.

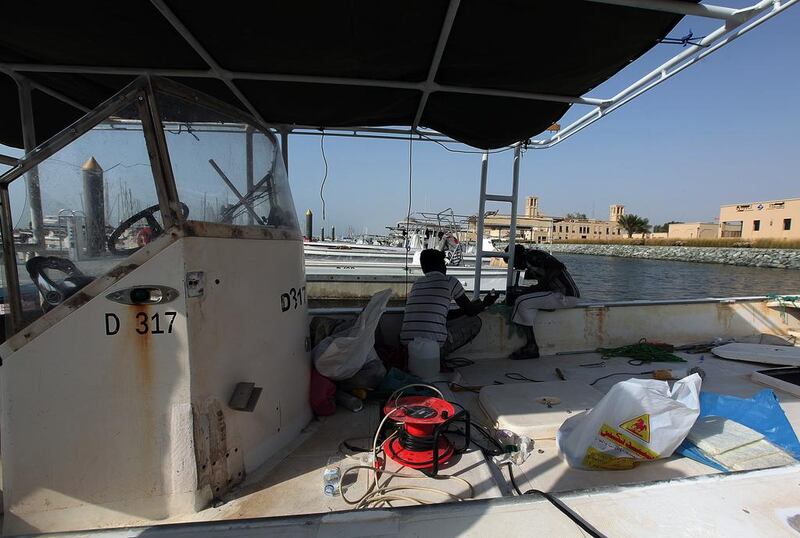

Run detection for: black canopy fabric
[[0, 1, 694, 150]]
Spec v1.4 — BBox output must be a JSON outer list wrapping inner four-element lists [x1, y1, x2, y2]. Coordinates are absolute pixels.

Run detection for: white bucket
[[407, 337, 440, 379]]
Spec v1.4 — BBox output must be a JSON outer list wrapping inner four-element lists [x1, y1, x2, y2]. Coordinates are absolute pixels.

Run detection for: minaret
[[525, 196, 540, 217]]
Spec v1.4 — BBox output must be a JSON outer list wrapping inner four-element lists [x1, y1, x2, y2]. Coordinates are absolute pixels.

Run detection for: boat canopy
[[0, 1, 702, 150]]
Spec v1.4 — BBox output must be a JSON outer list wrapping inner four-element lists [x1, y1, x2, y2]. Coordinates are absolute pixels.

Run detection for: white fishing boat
[[0, 1, 798, 537], [304, 235, 507, 297]]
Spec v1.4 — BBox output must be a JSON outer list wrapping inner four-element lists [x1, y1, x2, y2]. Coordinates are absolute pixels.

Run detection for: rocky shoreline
[[543, 243, 800, 270]]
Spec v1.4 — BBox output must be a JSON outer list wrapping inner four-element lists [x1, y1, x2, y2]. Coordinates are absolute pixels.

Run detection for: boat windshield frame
[[0, 75, 288, 334]]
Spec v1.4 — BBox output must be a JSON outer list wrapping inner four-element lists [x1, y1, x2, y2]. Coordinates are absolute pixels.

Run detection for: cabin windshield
[[0, 83, 299, 334], [156, 91, 298, 231], [1, 100, 162, 329]]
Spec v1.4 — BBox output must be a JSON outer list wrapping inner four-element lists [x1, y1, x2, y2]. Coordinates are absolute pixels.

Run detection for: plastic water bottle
[[336, 391, 364, 412], [408, 337, 440, 378], [322, 457, 341, 497]]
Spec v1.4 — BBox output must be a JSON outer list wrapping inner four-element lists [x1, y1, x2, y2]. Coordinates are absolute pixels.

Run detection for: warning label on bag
[[598, 424, 658, 460], [619, 414, 651, 443]]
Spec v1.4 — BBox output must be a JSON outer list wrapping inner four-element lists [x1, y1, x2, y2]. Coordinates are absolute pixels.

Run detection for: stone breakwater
[[545, 243, 800, 270]]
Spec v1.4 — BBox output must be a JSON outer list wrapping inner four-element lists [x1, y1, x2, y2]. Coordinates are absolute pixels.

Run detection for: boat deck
[[169, 350, 800, 527]]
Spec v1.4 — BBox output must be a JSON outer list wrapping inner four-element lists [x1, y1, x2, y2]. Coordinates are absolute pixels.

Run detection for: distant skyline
[[2, 2, 798, 236]]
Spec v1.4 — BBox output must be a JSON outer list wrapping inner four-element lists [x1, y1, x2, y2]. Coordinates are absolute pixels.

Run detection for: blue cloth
[[678, 389, 800, 471]]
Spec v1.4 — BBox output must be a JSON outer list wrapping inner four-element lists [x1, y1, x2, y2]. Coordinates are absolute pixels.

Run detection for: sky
[[2, 2, 799, 235]]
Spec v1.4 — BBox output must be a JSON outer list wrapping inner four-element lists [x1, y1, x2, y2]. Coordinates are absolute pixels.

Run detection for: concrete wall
[[668, 222, 719, 239]]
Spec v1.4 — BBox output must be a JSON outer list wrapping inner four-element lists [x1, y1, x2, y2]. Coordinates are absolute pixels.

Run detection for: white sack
[[556, 374, 702, 470], [312, 289, 392, 380]]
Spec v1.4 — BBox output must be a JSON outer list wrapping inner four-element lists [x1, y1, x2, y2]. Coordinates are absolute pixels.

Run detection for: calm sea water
[[555, 253, 800, 302]]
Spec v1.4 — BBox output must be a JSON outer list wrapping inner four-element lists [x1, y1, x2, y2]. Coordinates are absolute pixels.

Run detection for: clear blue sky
[[2, 2, 798, 235]]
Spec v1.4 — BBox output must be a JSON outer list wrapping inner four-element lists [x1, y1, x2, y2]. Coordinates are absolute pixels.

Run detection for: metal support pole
[[506, 145, 521, 289], [473, 152, 488, 299], [17, 78, 45, 252], [82, 157, 106, 257], [0, 154, 19, 166], [305, 209, 313, 240], [1, 185, 23, 333], [412, 0, 460, 130], [138, 83, 181, 229], [245, 126, 255, 225], [208, 159, 262, 224], [584, 0, 742, 21]]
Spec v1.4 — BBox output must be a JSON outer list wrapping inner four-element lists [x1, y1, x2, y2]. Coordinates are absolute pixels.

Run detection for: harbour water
[[557, 253, 800, 302]]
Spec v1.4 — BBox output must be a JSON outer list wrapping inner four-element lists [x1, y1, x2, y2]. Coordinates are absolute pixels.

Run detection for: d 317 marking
[[280, 286, 306, 312], [105, 312, 177, 335]]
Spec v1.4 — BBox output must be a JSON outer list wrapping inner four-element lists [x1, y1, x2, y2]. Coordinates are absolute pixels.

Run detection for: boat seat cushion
[[479, 381, 603, 440]]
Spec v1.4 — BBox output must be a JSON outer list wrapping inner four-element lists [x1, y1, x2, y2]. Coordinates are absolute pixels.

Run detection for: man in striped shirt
[[400, 249, 497, 363]]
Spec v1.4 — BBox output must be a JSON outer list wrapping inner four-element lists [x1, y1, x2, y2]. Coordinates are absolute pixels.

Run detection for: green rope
[[597, 339, 686, 363], [766, 294, 800, 324]]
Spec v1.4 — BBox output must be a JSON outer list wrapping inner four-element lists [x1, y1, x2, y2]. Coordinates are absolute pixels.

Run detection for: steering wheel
[[25, 256, 95, 310], [107, 202, 189, 256]]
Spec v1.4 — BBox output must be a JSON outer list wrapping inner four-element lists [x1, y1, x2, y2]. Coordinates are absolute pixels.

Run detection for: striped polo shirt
[[400, 271, 465, 343]]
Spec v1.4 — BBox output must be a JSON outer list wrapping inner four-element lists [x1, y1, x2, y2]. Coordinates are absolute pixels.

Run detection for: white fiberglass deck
[[160, 347, 800, 537]]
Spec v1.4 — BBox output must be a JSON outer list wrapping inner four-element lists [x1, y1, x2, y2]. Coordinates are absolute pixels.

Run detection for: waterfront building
[[468, 197, 624, 243], [468, 196, 553, 243], [719, 197, 799, 240]]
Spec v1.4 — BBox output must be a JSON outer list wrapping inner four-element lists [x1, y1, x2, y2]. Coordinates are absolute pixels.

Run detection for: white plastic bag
[[312, 289, 392, 380], [556, 374, 702, 470]]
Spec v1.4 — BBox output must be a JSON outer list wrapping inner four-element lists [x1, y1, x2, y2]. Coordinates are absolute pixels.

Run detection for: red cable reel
[[382, 395, 469, 475]]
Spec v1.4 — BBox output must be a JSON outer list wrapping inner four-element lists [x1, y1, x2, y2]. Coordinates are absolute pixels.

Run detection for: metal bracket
[[186, 271, 206, 297], [229, 382, 263, 412]]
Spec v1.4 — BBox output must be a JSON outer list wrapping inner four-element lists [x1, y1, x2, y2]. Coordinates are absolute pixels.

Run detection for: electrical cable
[[404, 132, 413, 296], [319, 130, 329, 221], [418, 133, 518, 155], [464, 424, 505, 457], [523, 487, 608, 538], [443, 357, 475, 368], [340, 465, 473, 509], [445, 401, 504, 457], [505, 462, 523, 496], [341, 439, 371, 453], [589, 370, 654, 386], [340, 383, 476, 509], [504, 463, 607, 538], [430, 379, 490, 395], [504, 372, 543, 383], [388, 383, 444, 404]]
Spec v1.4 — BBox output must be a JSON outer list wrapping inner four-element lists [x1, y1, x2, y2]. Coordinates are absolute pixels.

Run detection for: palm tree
[[637, 217, 652, 238], [618, 214, 640, 238], [618, 214, 651, 238]]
